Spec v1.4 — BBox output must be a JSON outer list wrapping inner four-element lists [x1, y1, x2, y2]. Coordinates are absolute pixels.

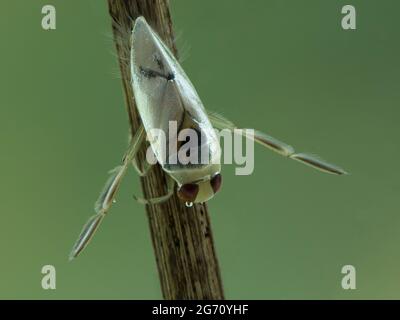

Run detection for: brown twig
[[107, 0, 224, 299]]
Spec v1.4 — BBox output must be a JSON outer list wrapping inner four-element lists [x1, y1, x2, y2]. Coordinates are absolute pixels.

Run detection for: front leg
[[133, 174, 175, 205], [132, 157, 153, 177]]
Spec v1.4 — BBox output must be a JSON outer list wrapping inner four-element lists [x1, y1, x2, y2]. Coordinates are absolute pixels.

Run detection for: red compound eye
[[210, 173, 222, 194], [177, 183, 199, 202]]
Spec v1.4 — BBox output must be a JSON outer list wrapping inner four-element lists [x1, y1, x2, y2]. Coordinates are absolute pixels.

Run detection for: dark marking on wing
[[140, 66, 174, 81], [154, 55, 164, 70], [139, 66, 162, 78], [166, 73, 175, 81]]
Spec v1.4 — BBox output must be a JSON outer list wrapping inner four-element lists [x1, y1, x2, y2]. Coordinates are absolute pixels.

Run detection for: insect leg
[[69, 125, 146, 260], [132, 157, 153, 176], [133, 174, 175, 205], [207, 110, 348, 175]]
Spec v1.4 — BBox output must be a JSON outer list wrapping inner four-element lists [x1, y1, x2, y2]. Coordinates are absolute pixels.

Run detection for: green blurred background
[[0, 0, 399, 299]]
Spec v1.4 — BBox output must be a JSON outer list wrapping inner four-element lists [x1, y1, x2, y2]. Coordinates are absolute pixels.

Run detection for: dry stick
[[107, 0, 224, 299]]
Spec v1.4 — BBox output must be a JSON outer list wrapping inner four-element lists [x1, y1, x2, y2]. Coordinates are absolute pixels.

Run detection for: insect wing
[[130, 17, 220, 174]]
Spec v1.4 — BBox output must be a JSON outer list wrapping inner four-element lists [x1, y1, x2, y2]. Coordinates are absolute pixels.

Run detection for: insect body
[[69, 17, 347, 259], [131, 17, 222, 205]]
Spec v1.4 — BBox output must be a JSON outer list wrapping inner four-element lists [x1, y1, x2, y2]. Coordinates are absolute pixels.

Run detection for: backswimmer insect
[[69, 17, 347, 260]]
